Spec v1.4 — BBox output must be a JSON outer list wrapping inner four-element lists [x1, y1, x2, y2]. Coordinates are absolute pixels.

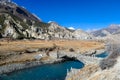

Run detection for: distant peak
[[109, 24, 120, 29]]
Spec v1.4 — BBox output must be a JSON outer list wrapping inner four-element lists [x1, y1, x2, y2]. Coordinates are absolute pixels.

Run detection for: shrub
[[69, 48, 75, 52], [107, 43, 120, 59], [99, 40, 120, 70], [100, 59, 116, 70]]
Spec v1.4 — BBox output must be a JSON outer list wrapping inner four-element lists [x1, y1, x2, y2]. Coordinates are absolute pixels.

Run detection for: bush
[[100, 59, 116, 70], [100, 41, 120, 70], [107, 43, 120, 59], [17, 35, 25, 39], [69, 48, 75, 52]]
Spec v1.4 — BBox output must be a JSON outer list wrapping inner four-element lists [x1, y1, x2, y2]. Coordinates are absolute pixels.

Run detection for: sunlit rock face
[[73, 29, 93, 40]]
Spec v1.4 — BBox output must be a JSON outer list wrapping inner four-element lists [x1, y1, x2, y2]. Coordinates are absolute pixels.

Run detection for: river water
[[95, 52, 108, 58], [0, 61, 84, 80]]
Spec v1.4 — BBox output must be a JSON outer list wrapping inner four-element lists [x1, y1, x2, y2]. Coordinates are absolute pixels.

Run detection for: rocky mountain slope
[[91, 24, 120, 37], [0, 0, 93, 40]]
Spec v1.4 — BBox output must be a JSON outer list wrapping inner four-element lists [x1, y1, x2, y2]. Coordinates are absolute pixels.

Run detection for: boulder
[[34, 54, 43, 60], [25, 49, 39, 53], [49, 52, 57, 58]]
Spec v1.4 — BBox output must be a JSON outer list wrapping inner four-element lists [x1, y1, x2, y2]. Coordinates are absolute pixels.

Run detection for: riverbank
[[0, 58, 65, 74]]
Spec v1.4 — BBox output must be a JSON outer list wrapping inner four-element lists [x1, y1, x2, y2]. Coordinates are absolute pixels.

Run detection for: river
[[0, 61, 84, 80]]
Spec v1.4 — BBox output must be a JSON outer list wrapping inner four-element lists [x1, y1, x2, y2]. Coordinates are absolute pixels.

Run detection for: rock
[[34, 54, 43, 60], [57, 51, 67, 58], [25, 49, 39, 53], [49, 51, 57, 59], [84, 50, 97, 56], [95, 49, 105, 55]]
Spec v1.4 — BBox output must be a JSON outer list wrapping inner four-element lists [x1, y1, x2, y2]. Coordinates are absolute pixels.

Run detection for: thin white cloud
[[68, 27, 75, 30]]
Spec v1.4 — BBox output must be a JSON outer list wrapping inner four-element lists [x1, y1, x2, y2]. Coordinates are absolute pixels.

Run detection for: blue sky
[[13, 0, 120, 30]]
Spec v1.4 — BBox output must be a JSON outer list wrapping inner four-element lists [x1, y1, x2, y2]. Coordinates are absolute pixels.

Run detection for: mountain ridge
[[0, 0, 93, 40], [91, 24, 120, 37]]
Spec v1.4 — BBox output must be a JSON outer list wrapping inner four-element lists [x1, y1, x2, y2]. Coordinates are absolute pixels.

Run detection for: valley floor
[[0, 39, 104, 67]]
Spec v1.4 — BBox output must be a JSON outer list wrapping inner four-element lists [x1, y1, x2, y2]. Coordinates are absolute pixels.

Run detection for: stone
[[34, 54, 43, 60], [49, 52, 57, 59], [25, 49, 39, 53]]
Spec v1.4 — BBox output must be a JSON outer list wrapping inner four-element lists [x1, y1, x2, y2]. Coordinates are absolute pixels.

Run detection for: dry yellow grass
[[0, 40, 104, 53]]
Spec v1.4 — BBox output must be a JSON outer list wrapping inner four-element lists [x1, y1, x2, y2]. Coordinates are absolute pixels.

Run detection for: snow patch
[[68, 27, 75, 30]]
